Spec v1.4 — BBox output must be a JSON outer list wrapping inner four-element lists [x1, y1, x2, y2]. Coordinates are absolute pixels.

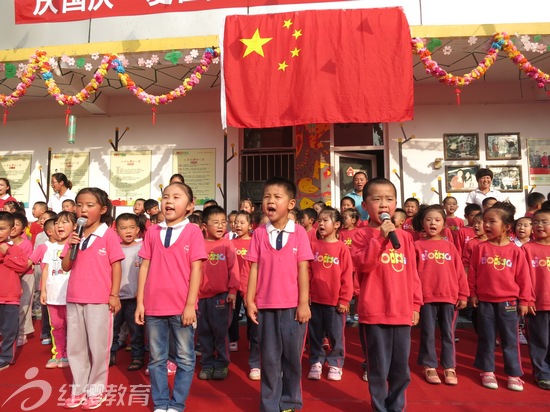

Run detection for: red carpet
[[1, 324, 548, 411]]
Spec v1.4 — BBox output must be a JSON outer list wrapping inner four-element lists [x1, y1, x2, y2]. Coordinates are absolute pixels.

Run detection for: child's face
[[532, 213, 550, 241], [239, 201, 254, 214], [392, 212, 406, 229], [340, 199, 355, 211], [443, 198, 458, 215], [465, 210, 481, 225], [133, 200, 145, 215], [482, 199, 497, 211], [515, 218, 532, 240], [203, 213, 227, 240], [228, 214, 237, 232], [32, 204, 45, 218], [55, 217, 76, 241], [161, 185, 193, 225], [262, 184, 296, 227], [147, 205, 160, 216], [234, 215, 250, 237], [116, 218, 140, 244], [362, 183, 397, 226], [10, 219, 24, 238], [0, 180, 9, 196], [3, 205, 15, 213], [0, 220, 12, 242], [317, 213, 340, 239], [483, 209, 510, 240], [423, 210, 445, 238], [300, 214, 313, 228], [155, 212, 165, 224], [313, 204, 324, 214], [76, 193, 108, 227], [288, 211, 298, 222], [62, 202, 75, 212], [342, 213, 356, 229], [472, 217, 485, 237], [404, 201, 419, 217]]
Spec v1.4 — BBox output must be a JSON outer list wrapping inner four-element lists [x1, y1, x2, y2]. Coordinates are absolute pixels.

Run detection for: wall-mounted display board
[[51, 152, 90, 194], [0, 153, 32, 206], [173, 149, 216, 205], [110, 151, 152, 206]]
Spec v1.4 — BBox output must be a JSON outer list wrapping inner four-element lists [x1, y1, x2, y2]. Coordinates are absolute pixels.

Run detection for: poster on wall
[[173, 149, 216, 205], [51, 152, 90, 194], [0, 153, 32, 206], [110, 151, 152, 206], [527, 139, 550, 185]]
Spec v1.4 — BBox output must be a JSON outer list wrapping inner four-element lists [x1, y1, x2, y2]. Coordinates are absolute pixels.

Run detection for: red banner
[[14, 0, 347, 24], [221, 8, 414, 128]]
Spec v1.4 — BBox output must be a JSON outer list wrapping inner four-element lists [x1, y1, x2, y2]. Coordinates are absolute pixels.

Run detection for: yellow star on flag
[[240, 28, 273, 58], [278, 61, 289, 71], [290, 47, 301, 57], [283, 19, 293, 29], [292, 29, 303, 39]]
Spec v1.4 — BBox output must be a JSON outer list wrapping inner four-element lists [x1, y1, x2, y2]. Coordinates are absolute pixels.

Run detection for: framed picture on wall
[[445, 165, 480, 192], [526, 139, 550, 185], [443, 133, 480, 160], [490, 165, 523, 192], [485, 133, 521, 160]]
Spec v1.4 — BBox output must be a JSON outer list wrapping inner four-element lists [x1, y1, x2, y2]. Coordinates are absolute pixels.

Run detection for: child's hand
[[247, 301, 259, 325], [67, 231, 82, 246], [455, 300, 467, 310], [469, 296, 479, 308], [518, 304, 528, 317], [380, 219, 396, 240], [336, 303, 349, 314], [181, 303, 196, 327], [528, 305, 536, 316], [412, 310, 419, 326], [227, 293, 236, 309], [296, 302, 311, 323], [135, 303, 145, 326], [0, 243, 9, 254], [109, 295, 121, 314], [40, 291, 47, 305]]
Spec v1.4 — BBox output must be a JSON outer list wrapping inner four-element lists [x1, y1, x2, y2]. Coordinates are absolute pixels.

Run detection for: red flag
[[221, 8, 413, 128]]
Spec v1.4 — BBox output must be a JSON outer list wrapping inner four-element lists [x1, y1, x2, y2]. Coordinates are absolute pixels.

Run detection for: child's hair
[[340, 196, 356, 207], [362, 177, 397, 201], [318, 207, 343, 227], [202, 205, 226, 223], [302, 208, 318, 222], [483, 201, 516, 227], [239, 198, 254, 210], [43, 218, 56, 234], [0, 178, 12, 195], [442, 196, 457, 205], [116, 213, 139, 226], [169, 173, 185, 184], [472, 213, 484, 223], [264, 177, 296, 199], [475, 168, 493, 181], [228, 210, 238, 219], [481, 196, 498, 209], [144, 198, 159, 212], [62, 199, 76, 207], [313, 201, 327, 210], [51, 172, 73, 190], [527, 192, 546, 208], [236, 210, 252, 224], [412, 204, 446, 232], [0, 211, 14, 227], [12, 211, 28, 229], [203, 199, 218, 207], [541, 200, 550, 211], [76, 187, 113, 224], [135, 198, 146, 204], [394, 208, 407, 217], [165, 182, 194, 206], [342, 207, 359, 222], [288, 209, 298, 221], [55, 211, 77, 226], [3, 200, 25, 213], [137, 214, 148, 233], [42, 210, 57, 221], [514, 216, 532, 233], [464, 203, 482, 216], [187, 213, 201, 225], [33, 201, 47, 211], [404, 197, 420, 208]]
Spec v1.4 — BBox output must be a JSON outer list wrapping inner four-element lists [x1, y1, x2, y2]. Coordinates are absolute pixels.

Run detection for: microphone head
[[380, 212, 391, 221], [76, 217, 88, 226]]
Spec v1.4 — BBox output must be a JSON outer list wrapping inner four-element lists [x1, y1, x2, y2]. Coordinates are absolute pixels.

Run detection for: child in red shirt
[[413, 204, 469, 385], [455, 203, 482, 256], [442, 196, 465, 243]]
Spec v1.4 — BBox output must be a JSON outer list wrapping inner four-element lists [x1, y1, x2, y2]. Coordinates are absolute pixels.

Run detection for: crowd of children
[[1, 168, 550, 412]]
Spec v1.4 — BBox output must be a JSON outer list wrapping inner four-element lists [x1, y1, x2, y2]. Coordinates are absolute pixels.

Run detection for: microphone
[[380, 213, 401, 250], [70, 217, 88, 261]]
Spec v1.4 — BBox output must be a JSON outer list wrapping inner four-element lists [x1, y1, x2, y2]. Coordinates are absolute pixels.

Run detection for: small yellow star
[[278, 61, 289, 71], [290, 47, 301, 57], [283, 19, 293, 29], [292, 29, 303, 39], [240, 28, 273, 58]]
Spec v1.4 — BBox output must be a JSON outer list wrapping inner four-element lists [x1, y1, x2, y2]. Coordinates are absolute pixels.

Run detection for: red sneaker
[[81, 393, 107, 410], [63, 394, 86, 409]]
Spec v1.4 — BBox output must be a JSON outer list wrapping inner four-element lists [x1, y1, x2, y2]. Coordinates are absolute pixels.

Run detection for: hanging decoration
[[412, 32, 550, 103], [0, 47, 220, 114]]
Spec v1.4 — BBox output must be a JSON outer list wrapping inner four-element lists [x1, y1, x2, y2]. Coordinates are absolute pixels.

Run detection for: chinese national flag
[[221, 7, 413, 129]]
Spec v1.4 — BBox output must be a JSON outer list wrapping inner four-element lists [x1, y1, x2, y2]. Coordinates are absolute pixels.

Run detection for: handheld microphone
[[70, 217, 88, 261], [380, 213, 401, 250]]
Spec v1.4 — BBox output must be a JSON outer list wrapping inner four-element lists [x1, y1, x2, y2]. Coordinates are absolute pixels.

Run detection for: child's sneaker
[[41, 338, 51, 345], [308, 362, 322, 380], [327, 366, 342, 381], [480, 372, 498, 389], [248, 368, 261, 381], [81, 393, 107, 410], [17, 335, 27, 347], [167, 360, 177, 375], [507, 376, 524, 392], [362, 370, 369, 382], [229, 342, 238, 352], [45, 358, 60, 369], [63, 393, 86, 409], [198, 368, 214, 380], [212, 366, 229, 380], [58, 358, 70, 368], [444, 368, 458, 385]]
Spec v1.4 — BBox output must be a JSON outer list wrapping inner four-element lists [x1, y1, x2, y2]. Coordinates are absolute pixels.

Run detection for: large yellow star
[[292, 29, 303, 39], [240, 29, 273, 58], [278, 61, 289, 71], [290, 47, 301, 57], [283, 19, 293, 29]]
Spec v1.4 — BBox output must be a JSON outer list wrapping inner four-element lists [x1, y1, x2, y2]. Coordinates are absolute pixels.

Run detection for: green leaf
[[534, 35, 542, 42], [5, 63, 16, 78], [164, 51, 183, 65], [427, 38, 442, 52], [76, 57, 86, 68]]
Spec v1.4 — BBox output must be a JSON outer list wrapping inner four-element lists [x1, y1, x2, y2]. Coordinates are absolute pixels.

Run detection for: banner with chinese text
[[0, 153, 32, 206], [51, 152, 90, 194], [110, 151, 151, 205], [172, 148, 215, 205]]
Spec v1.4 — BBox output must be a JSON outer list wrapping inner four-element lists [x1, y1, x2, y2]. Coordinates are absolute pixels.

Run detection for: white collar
[[159, 218, 188, 230], [266, 219, 296, 234]]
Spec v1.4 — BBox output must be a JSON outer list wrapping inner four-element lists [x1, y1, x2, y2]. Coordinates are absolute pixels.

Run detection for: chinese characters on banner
[[0, 153, 32, 206], [51, 152, 90, 194], [15, 0, 342, 24], [110, 151, 152, 206], [172, 148, 215, 205]]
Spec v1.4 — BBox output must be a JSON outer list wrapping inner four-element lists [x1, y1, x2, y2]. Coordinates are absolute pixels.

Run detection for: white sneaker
[[519, 331, 528, 345], [17, 335, 27, 347], [327, 366, 342, 381], [248, 368, 261, 380], [308, 362, 322, 380], [362, 370, 369, 382]]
